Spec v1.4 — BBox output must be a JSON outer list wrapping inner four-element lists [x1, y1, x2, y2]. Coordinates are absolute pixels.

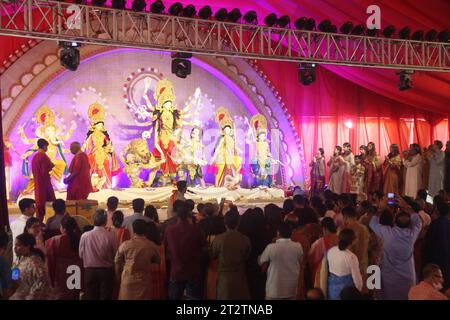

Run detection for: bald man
[[64, 142, 93, 200]]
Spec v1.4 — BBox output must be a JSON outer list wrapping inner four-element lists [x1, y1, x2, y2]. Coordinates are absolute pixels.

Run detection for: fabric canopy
[[1, 0, 448, 115]]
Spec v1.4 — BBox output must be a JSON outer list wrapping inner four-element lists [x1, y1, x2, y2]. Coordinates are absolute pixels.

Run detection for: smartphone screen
[[11, 267, 20, 281], [388, 193, 395, 199]]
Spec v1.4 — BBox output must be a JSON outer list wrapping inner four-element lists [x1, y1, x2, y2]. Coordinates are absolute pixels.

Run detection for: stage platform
[[12, 187, 286, 222]]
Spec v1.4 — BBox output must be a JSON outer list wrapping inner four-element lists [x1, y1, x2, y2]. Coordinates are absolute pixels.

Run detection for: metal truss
[[1, 0, 449, 72]]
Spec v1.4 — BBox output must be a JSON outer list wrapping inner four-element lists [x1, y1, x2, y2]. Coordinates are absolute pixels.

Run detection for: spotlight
[[438, 29, 450, 43], [397, 70, 414, 91], [278, 15, 290, 28], [132, 0, 146, 12], [92, 0, 106, 7], [150, 0, 164, 14], [168, 2, 183, 16], [182, 4, 196, 18], [411, 30, 424, 41], [215, 8, 228, 22], [366, 28, 379, 37], [59, 43, 80, 71], [295, 17, 307, 29], [344, 120, 353, 129], [298, 62, 316, 86], [382, 25, 396, 38], [198, 5, 212, 20], [227, 9, 241, 23], [243, 10, 257, 24], [340, 21, 353, 34], [425, 29, 438, 42], [264, 13, 277, 27], [398, 27, 411, 39], [172, 52, 192, 79], [111, 0, 125, 10], [305, 18, 315, 31], [318, 19, 332, 32], [351, 24, 365, 35]]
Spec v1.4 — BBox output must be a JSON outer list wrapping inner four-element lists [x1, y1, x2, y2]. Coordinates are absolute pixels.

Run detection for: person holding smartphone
[[9, 233, 51, 300]]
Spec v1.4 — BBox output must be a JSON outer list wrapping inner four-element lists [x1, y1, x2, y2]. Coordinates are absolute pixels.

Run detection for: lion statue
[[120, 139, 164, 188]]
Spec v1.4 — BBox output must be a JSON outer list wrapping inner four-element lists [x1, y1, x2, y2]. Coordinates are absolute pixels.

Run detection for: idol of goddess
[[18, 106, 76, 194], [211, 107, 242, 188], [139, 78, 201, 183], [246, 114, 273, 187], [82, 102, 120, 191], [183, 126, 207, 187]]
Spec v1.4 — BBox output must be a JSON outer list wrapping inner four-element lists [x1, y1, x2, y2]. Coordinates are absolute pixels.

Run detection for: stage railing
[[0, 0, 449, 72]]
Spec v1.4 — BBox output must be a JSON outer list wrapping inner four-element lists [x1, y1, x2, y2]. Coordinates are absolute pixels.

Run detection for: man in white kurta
[[427, 140, 445, 197], [403, 145, 423, 198]]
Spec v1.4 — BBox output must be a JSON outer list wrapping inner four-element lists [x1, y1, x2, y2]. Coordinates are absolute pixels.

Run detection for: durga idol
[[140, 78, 201, 183], [82, 102, 120, 191]]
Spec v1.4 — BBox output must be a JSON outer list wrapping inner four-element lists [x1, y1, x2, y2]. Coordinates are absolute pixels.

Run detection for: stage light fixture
[[278, 15, 290, 28], [295, 17, 307, 29], [59, 43, 80, 71], [305, 18, 316, 31], [318, 19, 332, 32], [227, 9, 242, 23], [132, 0, 146, 12], [92, 0, 106, 7], [329, 24, 337, 33], [340, 21, 353, 34], [366, 28, 379, 37], [344, 120, 353, 129], [298, 62, 316, 86], [182, 4, 196, 18], [425, 29, 438, 42], [264, 13, 278, 27], [398, 27, 411, 39], [382, 25, 396, 38], [243, 10, 257, 24], [150, 0, 164, 14], [438, 29, 450, 43], [351, 24, 365, 35], [215, 8, 228, 21], [411, 30, 424, 41], [172, 52, 192, 79], [168, 2, 183, 16], [397, 70, 414, 91], [111, 0, 125, 10], [198, 6, 212, 20]]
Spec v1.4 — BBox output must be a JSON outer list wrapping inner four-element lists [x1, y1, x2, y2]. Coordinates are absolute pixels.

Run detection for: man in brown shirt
[[115, 219, 160, 300], [210, 208, 251, 300]]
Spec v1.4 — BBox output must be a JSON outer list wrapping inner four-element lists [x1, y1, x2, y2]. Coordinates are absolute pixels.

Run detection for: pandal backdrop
[[1, 43, 304, 198]]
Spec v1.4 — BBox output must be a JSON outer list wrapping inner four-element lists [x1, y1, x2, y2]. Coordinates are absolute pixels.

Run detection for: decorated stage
[[14, 187, 285, 221]]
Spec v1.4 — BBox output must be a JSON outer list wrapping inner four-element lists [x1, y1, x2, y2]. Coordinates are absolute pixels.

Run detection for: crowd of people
[[1, 178, 450, 300], [311, 140, 450, 202]]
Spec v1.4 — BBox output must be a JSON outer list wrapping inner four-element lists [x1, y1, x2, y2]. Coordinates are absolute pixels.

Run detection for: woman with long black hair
[[45, 216, 83, 300]]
